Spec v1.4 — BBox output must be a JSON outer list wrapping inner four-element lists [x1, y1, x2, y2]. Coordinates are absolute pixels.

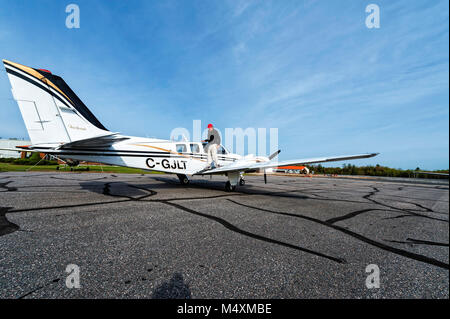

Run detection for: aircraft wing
[[0, 147, 28, 152], [196, 153, 379, 175], [58, 133, 129, 149]]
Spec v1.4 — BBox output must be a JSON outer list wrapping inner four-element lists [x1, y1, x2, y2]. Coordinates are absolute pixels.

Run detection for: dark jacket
[[205, 128, 221, 146]]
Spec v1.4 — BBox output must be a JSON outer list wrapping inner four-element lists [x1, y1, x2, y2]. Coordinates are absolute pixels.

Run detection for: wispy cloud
[[232, 0, 254, 17]]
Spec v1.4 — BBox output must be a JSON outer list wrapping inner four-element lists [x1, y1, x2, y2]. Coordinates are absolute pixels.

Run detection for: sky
[[0, 0, 448, 170]]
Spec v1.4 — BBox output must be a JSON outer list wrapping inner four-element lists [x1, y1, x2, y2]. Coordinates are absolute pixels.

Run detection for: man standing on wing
[[202, 123, 221, 169]]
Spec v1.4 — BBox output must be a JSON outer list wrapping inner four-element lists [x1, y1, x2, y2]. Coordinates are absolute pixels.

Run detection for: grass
[[0, 163, 162, 174]]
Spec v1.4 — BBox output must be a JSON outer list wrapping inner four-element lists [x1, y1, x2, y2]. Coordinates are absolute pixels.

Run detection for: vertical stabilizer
[[3, 59, 109, 146]]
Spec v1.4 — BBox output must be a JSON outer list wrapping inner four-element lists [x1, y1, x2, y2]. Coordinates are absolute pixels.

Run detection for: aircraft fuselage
[[36, 136, 267, 175]]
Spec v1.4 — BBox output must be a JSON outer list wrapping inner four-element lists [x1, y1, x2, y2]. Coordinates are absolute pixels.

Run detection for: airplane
[[1, 59, 379, 191]]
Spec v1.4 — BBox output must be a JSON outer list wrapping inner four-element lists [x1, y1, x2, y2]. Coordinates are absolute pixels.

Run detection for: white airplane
[[1, 59, 378, 191]]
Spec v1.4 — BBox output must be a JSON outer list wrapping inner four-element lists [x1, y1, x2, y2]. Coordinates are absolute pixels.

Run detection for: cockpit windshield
[[217, 145, 228, 154], [201, 143, 228, 154]]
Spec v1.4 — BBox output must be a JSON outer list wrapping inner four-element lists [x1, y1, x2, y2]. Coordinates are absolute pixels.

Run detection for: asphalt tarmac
[[0, 172, 448, 298]]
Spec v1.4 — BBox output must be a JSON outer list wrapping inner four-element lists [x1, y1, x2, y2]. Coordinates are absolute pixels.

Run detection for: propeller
[[268, 149, 281, 160], [263, 150, 280, 184]]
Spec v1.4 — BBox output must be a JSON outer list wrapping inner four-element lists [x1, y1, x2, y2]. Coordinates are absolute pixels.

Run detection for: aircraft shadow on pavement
[[152, 176, 311, 199]]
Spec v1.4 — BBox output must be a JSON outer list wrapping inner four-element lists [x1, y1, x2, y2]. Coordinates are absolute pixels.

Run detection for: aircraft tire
[[225, 181, 236, 192], [177, 174, 189, 185]]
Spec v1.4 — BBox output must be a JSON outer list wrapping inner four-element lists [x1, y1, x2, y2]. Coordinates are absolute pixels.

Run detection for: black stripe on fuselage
[[51, 148, 236, 161], [60, 148, 171, 154], [43, 151, 235, 161], [47, 152, 182, 158]]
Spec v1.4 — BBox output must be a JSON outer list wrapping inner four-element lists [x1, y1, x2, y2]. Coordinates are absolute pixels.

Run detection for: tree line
[[306, 164, 449, 179], [1, 155, 448, 179]]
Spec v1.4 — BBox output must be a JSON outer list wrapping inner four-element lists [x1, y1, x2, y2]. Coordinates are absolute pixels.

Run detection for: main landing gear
[[177, 174, 189, 185], [225, 181, 236, 192], [224, 172, 245, 192]]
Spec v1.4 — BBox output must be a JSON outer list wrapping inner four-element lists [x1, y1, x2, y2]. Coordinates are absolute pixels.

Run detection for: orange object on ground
[[277, 166, 307, 170]]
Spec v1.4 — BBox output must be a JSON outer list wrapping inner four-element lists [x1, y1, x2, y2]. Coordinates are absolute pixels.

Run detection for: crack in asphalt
[[384, 238, 449, 247], [325, 208, 398, 224], [0, 207, 19, 236], [17, 278, 61, 299], [362, 186, 448, 223], [0, 181, 17, 192]]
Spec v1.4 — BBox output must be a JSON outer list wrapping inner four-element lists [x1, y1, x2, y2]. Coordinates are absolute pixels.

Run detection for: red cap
[[207, 123, 213, 128]]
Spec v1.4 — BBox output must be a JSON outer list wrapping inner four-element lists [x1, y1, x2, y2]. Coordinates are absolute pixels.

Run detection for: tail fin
[[3, 59, 109, 146]]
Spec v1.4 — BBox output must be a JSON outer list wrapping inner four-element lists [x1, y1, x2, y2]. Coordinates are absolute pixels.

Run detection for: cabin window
[[176, 144, 187, 153], [190, 143, 200, 153]]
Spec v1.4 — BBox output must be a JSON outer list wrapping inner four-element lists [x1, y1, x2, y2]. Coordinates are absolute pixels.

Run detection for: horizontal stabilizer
[[0, 145, 44, 154], [0, 147, 26, 152], [58, 133, 129, 149]]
